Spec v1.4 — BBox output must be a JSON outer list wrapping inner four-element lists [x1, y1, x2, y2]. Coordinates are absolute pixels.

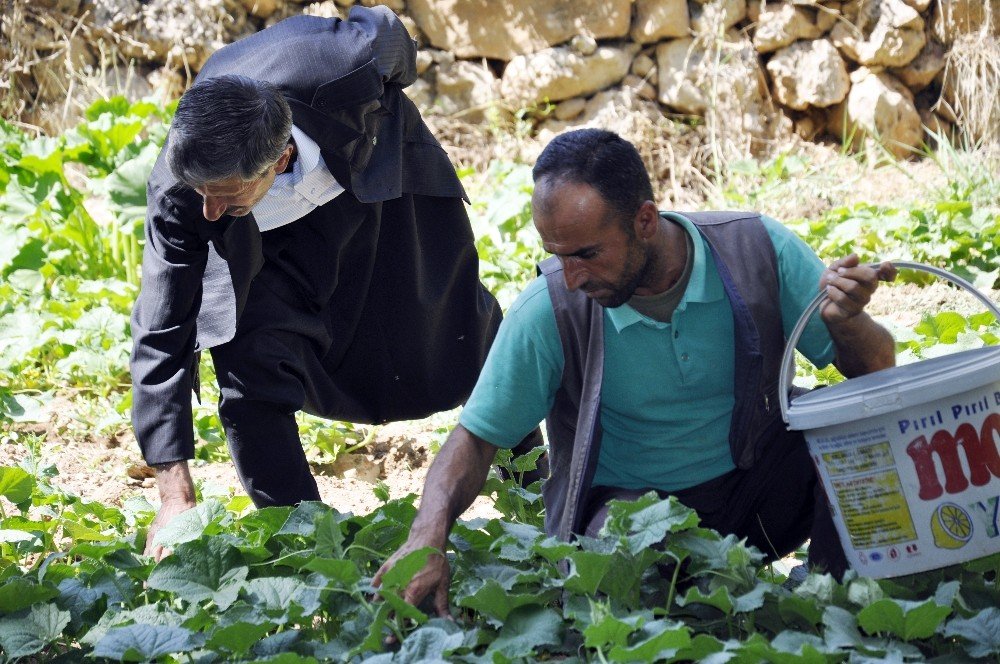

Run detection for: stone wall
[[2, 0, 998, 155]]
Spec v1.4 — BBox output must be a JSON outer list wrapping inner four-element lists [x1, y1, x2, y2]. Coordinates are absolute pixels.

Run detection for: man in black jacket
[[131, 6, 504, 559]]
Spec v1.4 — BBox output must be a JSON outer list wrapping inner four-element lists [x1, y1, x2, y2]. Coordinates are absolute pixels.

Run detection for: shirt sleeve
[[760, 215, 836, 368], [458, 277, 565, 447]]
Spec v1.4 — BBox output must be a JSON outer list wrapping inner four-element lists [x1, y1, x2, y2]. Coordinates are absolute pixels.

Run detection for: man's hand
[[144, 460, 197, 562], [372, 541, 452, 619], [819, 254, 896, 323], [819, 253, 897, 378], [373, 425, 498, 618]]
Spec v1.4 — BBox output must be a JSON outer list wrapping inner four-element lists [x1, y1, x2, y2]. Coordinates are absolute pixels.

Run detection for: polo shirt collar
[[606, 212, 725, 333]]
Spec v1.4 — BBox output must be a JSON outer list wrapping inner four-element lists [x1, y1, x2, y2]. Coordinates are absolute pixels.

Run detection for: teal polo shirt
[[460, 214, 835, 492]]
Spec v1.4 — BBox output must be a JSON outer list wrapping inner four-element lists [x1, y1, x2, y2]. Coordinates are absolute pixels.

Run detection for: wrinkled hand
[[373, 542, 452, 619], [819, 254, 896, 323], [144, 497, 196, 562]]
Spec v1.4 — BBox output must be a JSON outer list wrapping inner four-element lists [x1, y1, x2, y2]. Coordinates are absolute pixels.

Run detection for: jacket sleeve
[[129, 150, 208, 465], [346, 5, 417, 87]]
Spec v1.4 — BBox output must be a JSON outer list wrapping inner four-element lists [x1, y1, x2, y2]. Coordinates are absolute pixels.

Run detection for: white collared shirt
[[252, 125, 345, 232]]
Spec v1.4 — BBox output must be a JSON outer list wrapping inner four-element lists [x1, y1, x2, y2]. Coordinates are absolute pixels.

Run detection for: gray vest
[[539, 211, 788, 540]]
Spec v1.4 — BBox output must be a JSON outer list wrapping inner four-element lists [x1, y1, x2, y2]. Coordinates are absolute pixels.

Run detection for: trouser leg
[[217, 395, 321, 508]]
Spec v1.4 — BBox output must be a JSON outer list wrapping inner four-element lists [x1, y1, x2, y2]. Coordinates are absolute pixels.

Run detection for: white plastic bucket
[[781, 262, 1000, 578]]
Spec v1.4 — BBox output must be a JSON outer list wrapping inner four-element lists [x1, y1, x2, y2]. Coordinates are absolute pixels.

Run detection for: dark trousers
[[581, 423, 848, 578], [209, 191, 501, 508]]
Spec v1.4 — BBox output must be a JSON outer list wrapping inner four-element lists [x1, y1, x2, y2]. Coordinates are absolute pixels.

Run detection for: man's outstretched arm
[[373, 424, 498, 617]]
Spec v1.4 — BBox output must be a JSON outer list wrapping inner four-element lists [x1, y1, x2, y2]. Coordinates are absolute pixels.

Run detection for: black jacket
[[130, 7, 472, 464]]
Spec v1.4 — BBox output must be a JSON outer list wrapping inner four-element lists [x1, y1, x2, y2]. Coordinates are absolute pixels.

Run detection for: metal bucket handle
[[779, 261, 1000, 424]]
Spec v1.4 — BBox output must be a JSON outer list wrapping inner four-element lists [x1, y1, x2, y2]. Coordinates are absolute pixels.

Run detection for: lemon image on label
[[930, 502, 973, 549]]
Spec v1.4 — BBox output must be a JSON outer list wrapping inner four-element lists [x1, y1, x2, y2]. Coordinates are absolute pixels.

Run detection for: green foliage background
[[0, 97, 999, 661]]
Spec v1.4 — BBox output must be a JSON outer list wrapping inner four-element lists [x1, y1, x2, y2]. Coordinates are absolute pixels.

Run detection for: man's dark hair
[[166, 74, 293, 187], [532, 129, 654, 227]]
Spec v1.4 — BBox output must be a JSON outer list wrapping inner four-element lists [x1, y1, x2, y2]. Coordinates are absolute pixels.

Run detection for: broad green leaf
[[488, 605, 563, 659], [376, 547, 436, 591], [151, 499, 228, 548], [303, 557, 362, 586], [915, 311, 966, 343], [0, 578, 59, 614], [943, 607, 1000, 659], [0, 603, 69, 658], [677, 585, 734, 614], [608, 619, 691, 662], [146, 538, 248, 609], [93, 624, 204, 661], [623, 496, 701, 554], [0, 466, 34, 505], [207, 620, 276, 655], [822, 605, 863, 649], [277, 500, 330, 536], [314, 510, 345, 557], [394, 625, 467, 662], [583, 611, 642, 649], [456, 579, 558, 622], [847, 576, 884, 607], [778, 594, 824, 630], [244, 576, 322, 617], [564, 550, 615, 595], [857, 598, 952, 641]]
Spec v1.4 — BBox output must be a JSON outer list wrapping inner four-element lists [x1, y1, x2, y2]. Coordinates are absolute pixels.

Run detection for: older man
[[131, 7, 512, 559]]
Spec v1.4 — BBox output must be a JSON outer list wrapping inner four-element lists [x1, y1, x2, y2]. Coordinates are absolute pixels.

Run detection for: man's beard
[[586, 241, 649, 308]]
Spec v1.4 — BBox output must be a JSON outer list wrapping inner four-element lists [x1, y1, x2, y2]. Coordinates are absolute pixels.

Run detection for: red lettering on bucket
[[906, 413, 1000, 501]]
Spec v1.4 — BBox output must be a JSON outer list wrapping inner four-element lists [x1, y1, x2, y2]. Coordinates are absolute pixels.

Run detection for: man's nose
[[202, 196, 226, 221], [562, 259, 586, 291]]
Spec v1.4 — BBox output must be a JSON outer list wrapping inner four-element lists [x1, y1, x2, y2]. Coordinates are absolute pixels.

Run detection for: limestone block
[[830, 68, 923, 158], [630, 0, 690, 44], [360, 0, 406, 13], [632, 53, 656, 78], [767, 39, 850, 109], [434, 60, 499, 121], [830, 0, 926, 66], [570, 34, 598, 56], [301, 1, 341, 18], [501, 44, 637, 105], [86, 0, 141, 35], [405, 77, 434, 114], [537, 89, 667, 145], [690, 0, 748, 35], [656, 33, 770, 130], [623, 73, 658, 100], [407, 0, 632, 60], [237, 0, 282, 19], [931, 0, 1000, 44], [115, 0, 254, 70], [656, 38, 707, 113], [415, 49, 433, 75], [891, 41, 946, 90], [553, 97, 587, 121], [754, 3, 825, 53]]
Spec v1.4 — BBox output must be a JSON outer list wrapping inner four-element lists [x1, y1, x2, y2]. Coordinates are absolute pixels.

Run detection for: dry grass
[[938, 26, 1000, 148]]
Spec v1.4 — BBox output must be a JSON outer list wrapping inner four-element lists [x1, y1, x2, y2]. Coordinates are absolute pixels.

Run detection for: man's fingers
[[434, 580, 452, 619]]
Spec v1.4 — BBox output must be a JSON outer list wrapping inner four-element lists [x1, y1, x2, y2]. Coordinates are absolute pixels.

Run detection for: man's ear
[[634, 200, 660, 240], [274, 144, 294, 174]]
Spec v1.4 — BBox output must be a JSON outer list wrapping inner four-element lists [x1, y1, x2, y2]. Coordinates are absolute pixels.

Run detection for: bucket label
[[824, 440, 917, 548], [806, 383, 1000, 578]]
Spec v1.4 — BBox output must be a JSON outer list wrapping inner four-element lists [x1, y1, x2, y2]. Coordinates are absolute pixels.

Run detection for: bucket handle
[[779, 261, 1000, 424]]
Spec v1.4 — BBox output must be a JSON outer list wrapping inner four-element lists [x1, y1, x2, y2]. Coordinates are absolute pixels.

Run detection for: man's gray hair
[[166, 75, 293, 187]]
